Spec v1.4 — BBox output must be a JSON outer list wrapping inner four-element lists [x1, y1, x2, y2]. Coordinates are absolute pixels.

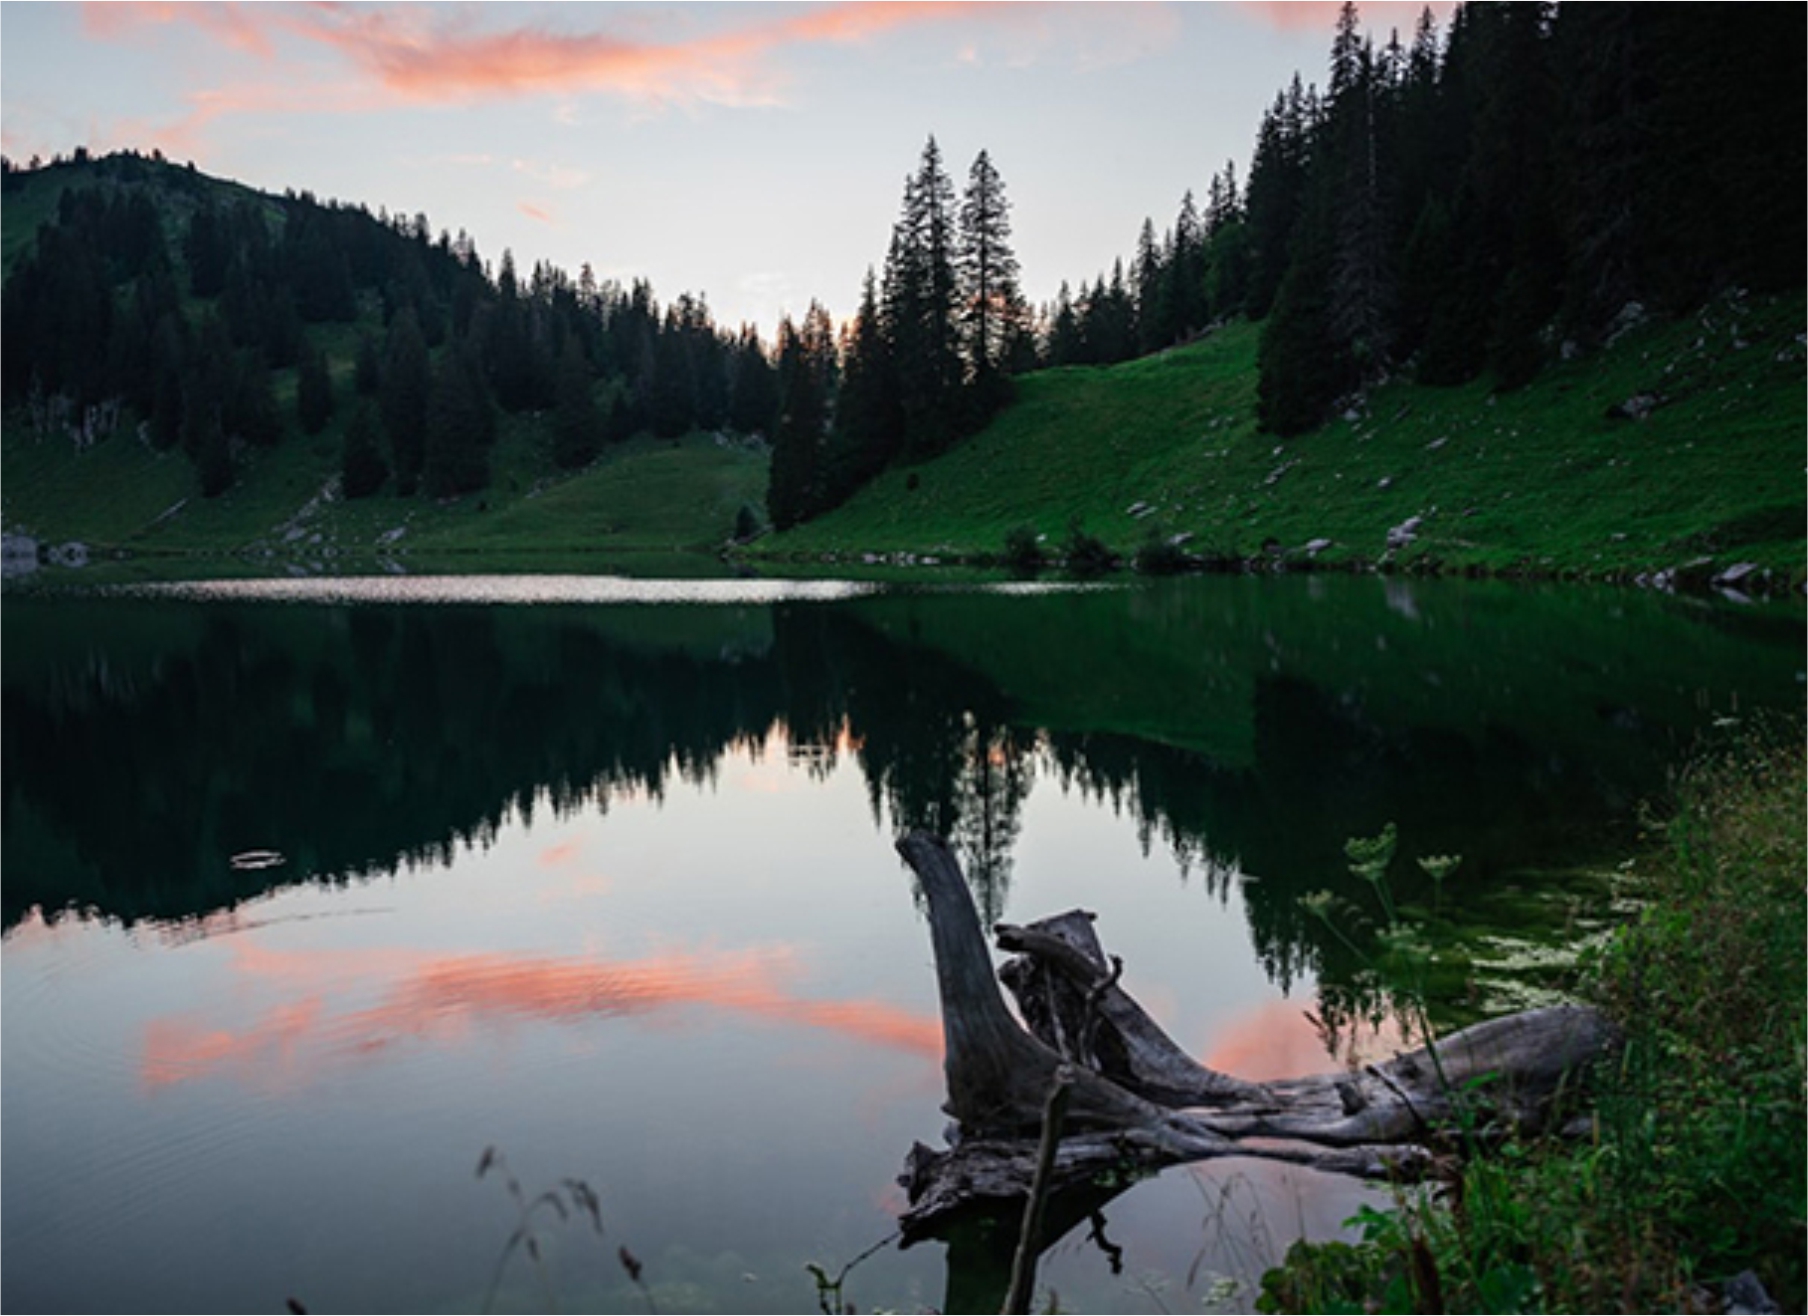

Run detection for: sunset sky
[[1, 2, 1451, 335]]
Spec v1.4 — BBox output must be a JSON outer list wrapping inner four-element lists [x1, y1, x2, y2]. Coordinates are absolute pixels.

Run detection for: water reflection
[[113, 574, 889, 606], [4, 575, 1802, 1314], [6, 577, 1801, 1014], [140, 939, 942, 1092]]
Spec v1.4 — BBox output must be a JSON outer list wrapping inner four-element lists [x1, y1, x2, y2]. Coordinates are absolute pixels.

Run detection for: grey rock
[[1606, 300, 1648, 345], [1723, 1269, 1777, 1315], [1, 534, 39, 579], [1607, 393, 1662, 421], [1386, 516, 1425, 551]]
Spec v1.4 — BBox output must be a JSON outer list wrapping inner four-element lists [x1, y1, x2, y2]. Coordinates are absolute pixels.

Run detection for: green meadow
[[762, 291, 1805, 587]]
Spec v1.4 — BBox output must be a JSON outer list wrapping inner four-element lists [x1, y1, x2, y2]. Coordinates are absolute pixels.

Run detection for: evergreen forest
[[1, 3, 1801, 543]]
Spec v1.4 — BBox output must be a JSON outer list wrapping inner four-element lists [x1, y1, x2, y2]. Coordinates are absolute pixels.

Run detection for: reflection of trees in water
[[949, 721, 1036, 927], [0, 593, 1722, 1007], [3, 601, 1043, 929]]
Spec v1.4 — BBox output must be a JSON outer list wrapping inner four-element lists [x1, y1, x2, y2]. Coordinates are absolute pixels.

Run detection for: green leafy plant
[[1267, 730, 1806, 1314], [1002, 523, 1045, 574], [1131, 529, 1192, 576], [1061, 518, 1116, 577]]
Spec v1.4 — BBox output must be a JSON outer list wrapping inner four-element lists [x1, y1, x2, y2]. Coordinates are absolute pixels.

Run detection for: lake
[[4, 572, 1802, 1314]]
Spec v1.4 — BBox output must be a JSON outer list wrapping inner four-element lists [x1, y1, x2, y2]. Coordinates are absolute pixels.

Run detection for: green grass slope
[[2, 416, 767, 574], [2, 156, 766, 578], [765, 291, 1806, 585]]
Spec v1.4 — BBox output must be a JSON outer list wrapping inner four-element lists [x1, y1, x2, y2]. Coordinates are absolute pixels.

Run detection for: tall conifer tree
[[956, 149, 1025, 409]]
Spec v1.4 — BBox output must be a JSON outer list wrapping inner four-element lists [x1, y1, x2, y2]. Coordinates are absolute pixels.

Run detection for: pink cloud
[[1231, 2, 1456, 37], [79, 1, 1019, 116], [81, 1, 276, 57], [518, 200, 555, 225]]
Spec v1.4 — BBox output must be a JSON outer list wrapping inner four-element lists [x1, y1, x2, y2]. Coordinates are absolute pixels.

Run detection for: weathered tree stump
[[894, 831, 1617, 1241]]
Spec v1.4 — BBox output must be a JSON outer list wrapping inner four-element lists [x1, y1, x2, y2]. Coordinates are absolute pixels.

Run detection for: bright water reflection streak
[[106, 573, 1114, 606]]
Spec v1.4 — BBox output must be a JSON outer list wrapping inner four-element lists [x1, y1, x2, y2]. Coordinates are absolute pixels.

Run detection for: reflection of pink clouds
[[3, 907, 73, 947], [144, 997, 325, 1089], [536, 838, 583, 869], [1201, 998, 1408, 1080], [142, 942, 940, 1091]]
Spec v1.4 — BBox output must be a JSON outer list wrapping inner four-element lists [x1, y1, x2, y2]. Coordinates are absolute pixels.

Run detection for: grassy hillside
[[2, 152, 1800, 586], [1, 153, 278, 280], [1, 154, 768, 577], [1, 420, 766, 571], [763, 291, 1805, 586]]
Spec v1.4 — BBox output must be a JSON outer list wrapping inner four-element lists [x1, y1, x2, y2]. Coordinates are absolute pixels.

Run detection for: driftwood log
[[894, 831, 1617, 1242]]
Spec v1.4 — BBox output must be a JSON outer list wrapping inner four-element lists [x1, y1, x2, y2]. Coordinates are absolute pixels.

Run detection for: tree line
[[766, 138, 1036, 529], [1243, 2, 1803, 433], [3, 4, 1801, 513], [771, 2, 1804, 517], [1, 151, 781, 502]]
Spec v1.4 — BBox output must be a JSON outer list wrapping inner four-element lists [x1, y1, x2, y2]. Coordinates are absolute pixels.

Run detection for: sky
[[0, 2, 1451, 337]]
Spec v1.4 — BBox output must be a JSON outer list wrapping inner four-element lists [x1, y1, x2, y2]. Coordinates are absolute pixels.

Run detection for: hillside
[[0, 152, 770, 573], [760, 292, 1806, 589], [1, 153, 1802, 589]]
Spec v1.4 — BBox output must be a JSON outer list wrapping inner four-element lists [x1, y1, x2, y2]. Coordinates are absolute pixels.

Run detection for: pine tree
[[1242, 77, 1314, 318], [1045, 282, 1083, 366], [1203, 166, 1252, 317], [956, 149, 1025, 408], [1132, 217, 1169, 354], [885, 137, 964, 461], [727, 325, 779, 437], [228, 350, 283, 448], [552, 334, 600, 469], [183, 319, 235, 495], [1324, 8, 1397, 382], [825, 270, 894, 506], [354, 332, 381, 396], [766, 312, 830, 531], [340, 400, 388, 498], [296, 341, 334, 435], [422, 346, 491, 497], [183, 203, 229, 299], [379, 307, 430, 495], [1166, 190, 1207, 338], [649, 305, 699, 440]]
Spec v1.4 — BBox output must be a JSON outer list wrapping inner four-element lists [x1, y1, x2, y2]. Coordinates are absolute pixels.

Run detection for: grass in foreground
[[1259, 727, 1807, 1314]]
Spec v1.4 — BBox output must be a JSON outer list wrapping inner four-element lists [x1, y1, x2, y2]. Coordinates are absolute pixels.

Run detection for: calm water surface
[[4, 573, 1801, 1313]]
